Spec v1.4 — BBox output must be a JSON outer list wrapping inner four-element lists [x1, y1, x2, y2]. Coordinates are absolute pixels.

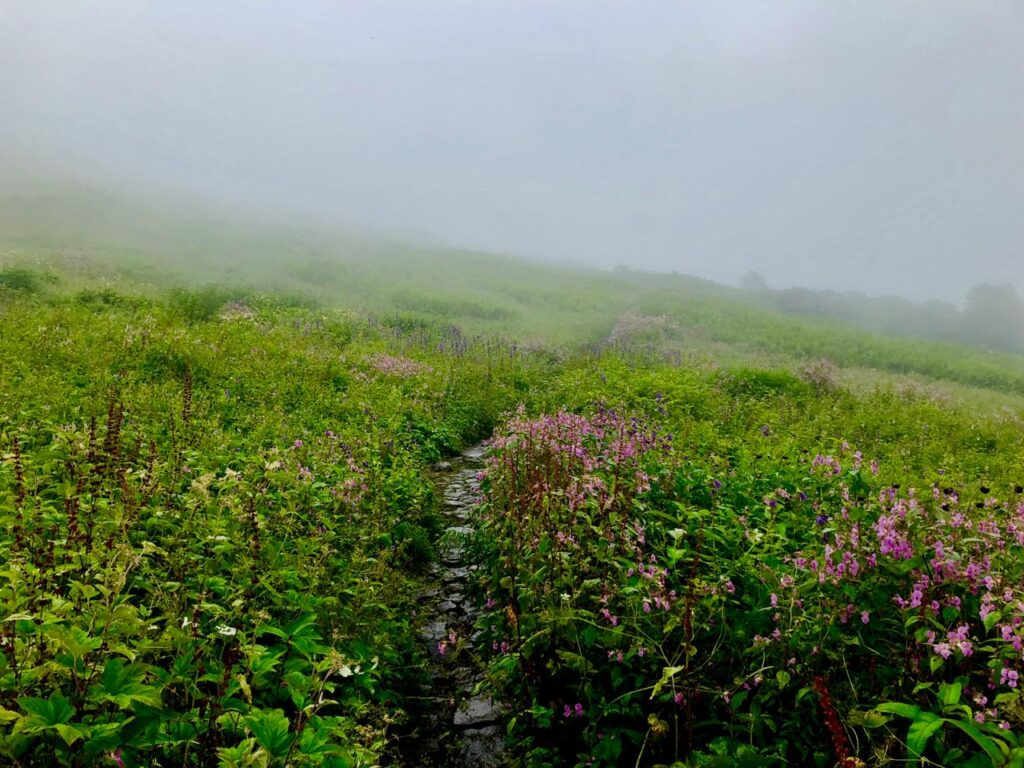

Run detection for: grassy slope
[[2, 181, 1024, 765], [2, 178, 1023, 410]]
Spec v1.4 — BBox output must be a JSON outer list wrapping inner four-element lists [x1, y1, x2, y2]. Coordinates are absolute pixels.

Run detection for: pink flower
[[1000, 668, 1019, 689]]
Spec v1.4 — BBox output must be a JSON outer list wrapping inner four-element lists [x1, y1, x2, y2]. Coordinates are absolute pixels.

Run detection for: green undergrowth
[[1, 274, 1023, 766], [0, 290, 549, 766], [473, 357, 1024, 766]]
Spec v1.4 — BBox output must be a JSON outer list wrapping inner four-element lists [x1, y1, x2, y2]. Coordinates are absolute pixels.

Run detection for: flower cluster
[[367, 352, 433, 378]]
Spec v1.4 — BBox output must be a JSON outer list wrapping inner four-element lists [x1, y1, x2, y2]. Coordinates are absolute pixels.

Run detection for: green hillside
[[2, 179, 1024, 767]]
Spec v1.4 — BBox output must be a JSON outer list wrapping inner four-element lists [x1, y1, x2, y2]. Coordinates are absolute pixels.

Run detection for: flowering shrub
[[367, 353, 433, 378], [476, 406, 1024, 766], [476, 406, 674, 764], [799, 358, 839, 392]]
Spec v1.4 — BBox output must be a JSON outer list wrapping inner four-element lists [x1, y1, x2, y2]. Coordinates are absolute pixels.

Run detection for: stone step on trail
[[396, 445, 507, 768]]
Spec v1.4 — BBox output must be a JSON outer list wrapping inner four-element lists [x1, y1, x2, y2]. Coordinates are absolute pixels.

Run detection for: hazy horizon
[[1, 1, 1021, 302]]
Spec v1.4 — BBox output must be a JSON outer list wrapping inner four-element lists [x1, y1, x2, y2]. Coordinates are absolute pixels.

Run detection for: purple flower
[[1001, 668, 1019, 689]]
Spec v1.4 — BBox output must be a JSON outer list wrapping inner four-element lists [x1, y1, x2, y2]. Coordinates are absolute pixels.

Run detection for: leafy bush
[[0, 268, 44, 294], [718, 367, 810, 399], [475, 405, 1024, 766]]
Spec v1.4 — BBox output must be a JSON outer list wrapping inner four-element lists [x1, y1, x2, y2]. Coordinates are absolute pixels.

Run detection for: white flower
[[216, 625, 238, 637]]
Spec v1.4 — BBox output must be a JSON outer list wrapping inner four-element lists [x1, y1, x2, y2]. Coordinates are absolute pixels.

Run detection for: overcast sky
[[0, 1, 1021, 300]]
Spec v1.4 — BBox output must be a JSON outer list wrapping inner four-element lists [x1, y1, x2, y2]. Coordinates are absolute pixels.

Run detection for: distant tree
[[739, 270, 769, 291], [963, 283, 1024, 353]]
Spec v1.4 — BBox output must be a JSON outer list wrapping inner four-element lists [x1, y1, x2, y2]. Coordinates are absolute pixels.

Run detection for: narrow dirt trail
[[398, 445, 506, 767]]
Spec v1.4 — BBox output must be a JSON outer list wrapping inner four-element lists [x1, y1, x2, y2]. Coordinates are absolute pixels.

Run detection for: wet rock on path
[[399, 445, 506, 767]]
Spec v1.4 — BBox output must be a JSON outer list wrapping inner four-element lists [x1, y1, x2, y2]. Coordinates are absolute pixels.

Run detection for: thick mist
[[1, 1, 1021, 301]]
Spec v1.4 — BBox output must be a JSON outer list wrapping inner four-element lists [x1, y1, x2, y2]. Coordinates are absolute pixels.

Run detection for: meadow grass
[[1, 203, 1023, 765]]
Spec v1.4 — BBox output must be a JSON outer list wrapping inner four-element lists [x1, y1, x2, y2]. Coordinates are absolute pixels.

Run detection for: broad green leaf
[[874, 702, 923, 720], [906, 716, 944, 760], [983, 611, 1003, 633], [17, 692, 75, 728], [244, 709, 293, 758], [945, 718, 1008, 765], [939, 681, 963, 708], [57, 627, 103, 661], [92, 659, 163, 709], [53, 723, 85, 747]]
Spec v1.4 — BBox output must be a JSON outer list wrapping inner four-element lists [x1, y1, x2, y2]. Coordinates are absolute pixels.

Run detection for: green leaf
[[651, 665, 685, 699], [848, 709, 890, 728], [983, 611, 1003, 633], [874, 702, 923, 720], [92, 659, 163, 709], [244, 708, 293, 758], [906, 716, 944, 760], [297, 719, 337, 756], [53, 723, 86, 747], [57, 627, 103, 661], [216, 740, 259, 768], [555, 650, 588, 672], [81, 722, 123, 755], [667, 547, 687, 564], [940, 681, 963, 708], [945, 718, 1007, 765], [18, 691, 75, 728]]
